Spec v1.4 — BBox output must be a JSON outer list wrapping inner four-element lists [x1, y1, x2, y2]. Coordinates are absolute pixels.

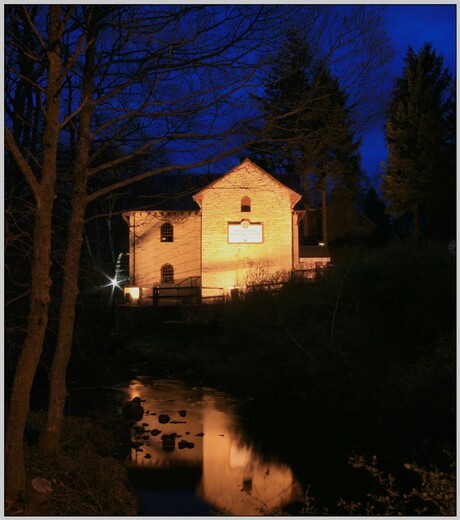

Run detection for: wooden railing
[[127, 267, 333, 307], [175, 276, 201, 288], [152, 286, 201, 306]]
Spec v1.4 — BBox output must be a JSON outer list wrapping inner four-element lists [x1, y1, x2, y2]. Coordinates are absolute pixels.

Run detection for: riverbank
[[12, 411, 138, 516], [10, 241, 454, 515], [115, 330, 456, 515], [114, 241, 455, 515]]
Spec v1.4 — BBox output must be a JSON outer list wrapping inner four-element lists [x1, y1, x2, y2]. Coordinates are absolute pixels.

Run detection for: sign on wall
[[228, 220, 263, 243]]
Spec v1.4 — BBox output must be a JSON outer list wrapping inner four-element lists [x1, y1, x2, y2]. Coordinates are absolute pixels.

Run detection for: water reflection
[[124, 378, 301, 515]]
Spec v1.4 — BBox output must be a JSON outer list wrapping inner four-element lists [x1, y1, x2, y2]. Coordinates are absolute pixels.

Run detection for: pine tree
[[245, 30, 311, 173], [301, 67, 362, 245], [382, 43, 455, 239], [248, 29, 362, 244]]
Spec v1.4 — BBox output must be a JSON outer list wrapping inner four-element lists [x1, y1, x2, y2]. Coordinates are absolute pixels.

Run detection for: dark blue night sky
[[360, 3, 456, 187], [193, 3, 456, 188]]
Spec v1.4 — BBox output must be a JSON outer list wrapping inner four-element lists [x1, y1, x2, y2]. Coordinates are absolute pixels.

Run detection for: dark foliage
[[122, 242, 455, 482], [382, 43, 455, 240]]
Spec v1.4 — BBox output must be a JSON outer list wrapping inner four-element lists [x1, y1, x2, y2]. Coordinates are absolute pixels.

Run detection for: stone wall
[[194, 160, 301, 297], [127, 210, 201, 290]]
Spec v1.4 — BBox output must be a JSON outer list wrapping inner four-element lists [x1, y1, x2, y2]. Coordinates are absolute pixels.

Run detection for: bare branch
[[20, 5, 46, 50], [87, 139, 253, 203], [5, 126, 41, 203]]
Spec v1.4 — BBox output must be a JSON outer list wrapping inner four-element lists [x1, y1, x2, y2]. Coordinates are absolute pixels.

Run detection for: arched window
[[161, 264, 174, 283], [160, 222, 173, 242], [241, 196, 251, 212]]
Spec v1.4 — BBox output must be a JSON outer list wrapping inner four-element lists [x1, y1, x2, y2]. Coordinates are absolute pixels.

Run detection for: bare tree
[[5, 5, 66, 503], [4, 5, 394, 506], [244, 6, 393, 244], [4, 3, 290, 503]]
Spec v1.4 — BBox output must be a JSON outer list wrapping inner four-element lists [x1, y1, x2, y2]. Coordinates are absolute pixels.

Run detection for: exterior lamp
[[124, 286, 141, 304]]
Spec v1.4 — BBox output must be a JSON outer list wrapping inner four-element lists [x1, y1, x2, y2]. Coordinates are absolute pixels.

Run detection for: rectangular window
[[241, 196, 251, 212]]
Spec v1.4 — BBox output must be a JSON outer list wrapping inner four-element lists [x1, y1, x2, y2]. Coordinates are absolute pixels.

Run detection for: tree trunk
[[39, 186, 87, 454], [40, 8, 96, 454], [106, 205, 117, 272], [5, 6, 63, 503], [302, 171, 309, 238], [5, 205, 55, 502], [321, 187, 328, 245]]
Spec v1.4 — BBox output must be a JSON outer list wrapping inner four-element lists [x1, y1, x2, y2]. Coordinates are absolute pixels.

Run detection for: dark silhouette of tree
[[382, 43, 455, 240], [303, 70, 362, 245], [247, 30, 316, 174], [247, 29, 363, 244], [5, 5, 64, 503], [3, 4, 297, 505], [3, 6, 393, 506]]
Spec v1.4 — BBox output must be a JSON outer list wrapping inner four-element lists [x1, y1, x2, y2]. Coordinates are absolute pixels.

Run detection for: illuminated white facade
[[123, 159, 330, 302]]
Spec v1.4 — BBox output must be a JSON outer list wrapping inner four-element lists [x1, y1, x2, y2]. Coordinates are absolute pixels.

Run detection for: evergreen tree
[[248, 29, 362, 244], [302, 67, 362, 245], [249, 30, 314, 173], [382, 43, 455, 239]]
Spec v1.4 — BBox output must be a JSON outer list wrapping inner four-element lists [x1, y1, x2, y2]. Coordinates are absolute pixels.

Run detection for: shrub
[[338, 455, 456, 516], [24, 412, 137, 515]]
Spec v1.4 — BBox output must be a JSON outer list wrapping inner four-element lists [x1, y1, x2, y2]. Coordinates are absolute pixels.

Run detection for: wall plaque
[[228, 220, 263, 243]]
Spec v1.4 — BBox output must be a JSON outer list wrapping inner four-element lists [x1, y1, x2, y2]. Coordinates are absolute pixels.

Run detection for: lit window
[[161, 222, 173, 242], [241, 196, 251, 212], [161, 264, 174, 283]]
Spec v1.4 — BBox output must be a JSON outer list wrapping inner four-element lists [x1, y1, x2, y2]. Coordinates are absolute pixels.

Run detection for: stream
[[119, 377, 302, 516]]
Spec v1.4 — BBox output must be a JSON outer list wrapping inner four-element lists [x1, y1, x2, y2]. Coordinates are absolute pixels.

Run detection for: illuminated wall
[[194, 160, 301, 297], [123, 160, 308, 299], [125, 210, 201, 290]]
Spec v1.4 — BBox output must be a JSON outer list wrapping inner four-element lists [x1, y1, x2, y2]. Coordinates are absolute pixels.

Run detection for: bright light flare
[[94, 271, 124, 310], [110, 277, 121, 289]]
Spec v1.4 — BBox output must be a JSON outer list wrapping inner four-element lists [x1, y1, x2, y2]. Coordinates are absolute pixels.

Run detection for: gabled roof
[[122, 173, 222, 212], [193, 158, 302, 208], [122, 159, 305, 212]]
